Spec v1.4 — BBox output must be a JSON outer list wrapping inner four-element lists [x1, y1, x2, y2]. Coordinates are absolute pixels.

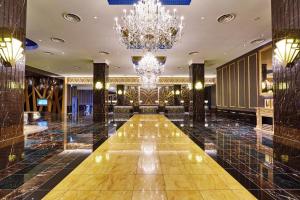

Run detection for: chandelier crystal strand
[[115, 0, 184, 51]]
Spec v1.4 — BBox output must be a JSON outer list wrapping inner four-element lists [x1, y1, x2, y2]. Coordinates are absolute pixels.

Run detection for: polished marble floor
[[173, 112, 300, 200], [43, 114, 256, 200]]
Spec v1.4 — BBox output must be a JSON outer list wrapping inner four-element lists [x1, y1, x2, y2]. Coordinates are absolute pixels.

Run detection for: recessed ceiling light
[[201, 16, 205, 20], [217, 13, 236, 23], [63, 13, 82, 23], [44, 51, 54, 55], [99, 51, 110, 55], [250, 38, 265, 45], [38, 39, 42, 42], [188, 51, 200, 56], [51, 37, 65, 43], [111, 65, 120, 69], [93, 16, 98, 19]]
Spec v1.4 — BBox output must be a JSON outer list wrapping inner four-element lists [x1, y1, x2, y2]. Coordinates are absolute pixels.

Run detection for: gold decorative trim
[[67, 77, 216, 86]]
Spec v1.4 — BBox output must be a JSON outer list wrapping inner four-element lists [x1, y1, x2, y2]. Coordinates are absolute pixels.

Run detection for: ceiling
[[26, 0, 272, 77]]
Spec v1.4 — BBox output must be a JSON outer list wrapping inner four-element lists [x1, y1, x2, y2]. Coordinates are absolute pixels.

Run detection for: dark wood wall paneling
[[271, 0, 300, 173], [0, 0, 26, 151], [216, 43, 270, 112]]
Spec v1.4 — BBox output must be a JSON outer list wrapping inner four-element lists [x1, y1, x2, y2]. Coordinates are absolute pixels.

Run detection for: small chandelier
[[115, 0, 184, 51], [274, 38, 300, 67], [134, 52, 164, 76], [140, 73, 158, 89], [0, 37, 24, 67]]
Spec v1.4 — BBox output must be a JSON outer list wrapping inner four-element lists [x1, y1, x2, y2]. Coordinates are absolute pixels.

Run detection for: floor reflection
[[173, 112, 300, 200], [0, 114, 117, 199]]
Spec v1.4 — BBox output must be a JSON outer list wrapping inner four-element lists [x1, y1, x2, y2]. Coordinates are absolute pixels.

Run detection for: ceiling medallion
[[114, 0, 184, 51]]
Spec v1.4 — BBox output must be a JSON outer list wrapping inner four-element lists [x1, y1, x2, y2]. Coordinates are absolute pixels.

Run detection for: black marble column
[[189, 63, 205, 122], [0, 0, 26, 150], [93, 63, 108, 123], [272, 0, 300, 172], [174, 85, 181, 106], [117, 85, 125, 106]]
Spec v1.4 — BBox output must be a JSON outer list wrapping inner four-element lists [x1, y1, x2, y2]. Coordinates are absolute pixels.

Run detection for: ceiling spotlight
[[51, 37, 65, 43], [63, 13, 82, 23], [217, 13, 236, 23], [188, 51, 200, 56], [250, 38, 265, 45]]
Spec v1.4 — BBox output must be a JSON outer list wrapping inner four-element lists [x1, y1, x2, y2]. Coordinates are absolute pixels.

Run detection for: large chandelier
[[0, 37, 24, 67], [115, 0, 184, 51], [134, 52, 164, 76]]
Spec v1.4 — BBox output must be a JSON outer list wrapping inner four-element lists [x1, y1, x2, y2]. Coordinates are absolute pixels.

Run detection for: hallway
[[43, 115, 256, 200]]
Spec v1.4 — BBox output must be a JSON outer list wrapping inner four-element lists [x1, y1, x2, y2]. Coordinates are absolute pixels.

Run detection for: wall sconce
[[130, 100, 133, 104], [139, 100, 143, 104], [95, 81, 103, 90], [0, 37, 24, 67], [117, 89, 123, 95], [180, 100, 184, 104], [175, 90, 180, 95], [164, 100, 168, 104], [195, 81, 203, 90], [274, 38, 300, 67], [187, 83, 192, 90]]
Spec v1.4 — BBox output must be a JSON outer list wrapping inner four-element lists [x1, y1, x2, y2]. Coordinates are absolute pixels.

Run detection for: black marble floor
[[0, 114, 123, 200], [171, 112, 300, 200]]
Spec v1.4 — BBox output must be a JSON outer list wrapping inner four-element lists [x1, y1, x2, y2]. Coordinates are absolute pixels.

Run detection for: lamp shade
[[274, 38, 300, 67], [195, 82, 203, 90], [0, 37, 24, 66], [95, 81, 103, 90]]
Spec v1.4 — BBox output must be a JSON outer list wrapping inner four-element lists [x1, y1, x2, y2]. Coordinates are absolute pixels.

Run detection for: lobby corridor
[[43, 115, 256, 200]]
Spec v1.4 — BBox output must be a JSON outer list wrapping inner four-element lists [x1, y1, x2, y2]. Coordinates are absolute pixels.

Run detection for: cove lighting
[[108, 0, 191, 5]]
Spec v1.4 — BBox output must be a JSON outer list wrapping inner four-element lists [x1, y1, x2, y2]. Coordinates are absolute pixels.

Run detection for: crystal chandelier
[[140, 73, 159, 89], [134, 52, 164, 88], [115, 0, 184, 51], [134, 52, 164, 76]]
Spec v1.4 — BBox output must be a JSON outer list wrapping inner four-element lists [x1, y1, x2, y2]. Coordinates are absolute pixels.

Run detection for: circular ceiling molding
[[99, 51, 110, 55], [188, 51, 200, 56], [51, 37, 65, 43], [63, 13, 82, 23], [217, 13, 236, 23], [250, 38, 265, 45]]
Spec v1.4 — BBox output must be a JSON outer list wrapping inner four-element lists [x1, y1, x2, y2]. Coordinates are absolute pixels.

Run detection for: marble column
[[272, 0, 300, 171], [0, 0, 27, 150], [117, 85, 125, 106], [189, 63, 205, 122], [93, 63, 109, 123], [174, 85, 181, 106]]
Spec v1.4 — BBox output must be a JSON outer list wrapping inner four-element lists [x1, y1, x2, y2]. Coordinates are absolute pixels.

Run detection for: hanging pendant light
[[0, 37, 24, 67], [274, 38, 300, 67]]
